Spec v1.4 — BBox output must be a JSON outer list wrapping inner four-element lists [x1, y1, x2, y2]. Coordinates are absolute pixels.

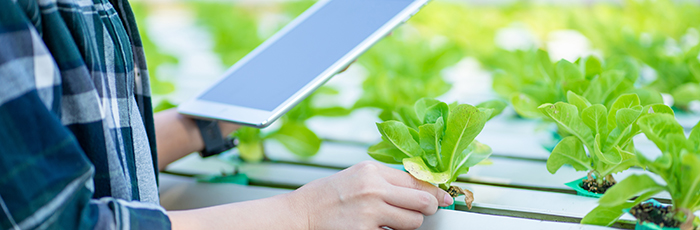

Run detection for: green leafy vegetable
[[354, 34, 462, 118], [153, 100, 177, 113], [582, 114, 700, 230], [269, 122, 321, 158], [671, 83, 700, 110], [235, 127, 265, 162], [369, 98, 503, 208], [493, 49, 663, 119], [540, 93, 673, 186], [234, 87, 351, 162]]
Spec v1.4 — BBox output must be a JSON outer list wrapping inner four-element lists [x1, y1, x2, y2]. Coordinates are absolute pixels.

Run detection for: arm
[[154, 109, 240, 170], [167, 161, 454, 230], [0, 6, 172, 228], [0, 92, 172, 230]]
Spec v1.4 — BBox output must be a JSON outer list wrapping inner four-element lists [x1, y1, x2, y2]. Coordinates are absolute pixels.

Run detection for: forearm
[[154, 109, 240, 170], [168, 162, 452, 230], [168, 193, 308, 230]]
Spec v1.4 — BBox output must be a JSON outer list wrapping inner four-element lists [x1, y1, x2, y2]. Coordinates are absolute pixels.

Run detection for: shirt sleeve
[[0, 2, 172, 230]]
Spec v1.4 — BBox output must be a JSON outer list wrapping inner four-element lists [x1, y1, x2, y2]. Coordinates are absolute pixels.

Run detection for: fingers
[[375, 164, 452, 207], [383, 186, 438, 215], [410, 180, 453, 207], [377, 204, 424, 230]]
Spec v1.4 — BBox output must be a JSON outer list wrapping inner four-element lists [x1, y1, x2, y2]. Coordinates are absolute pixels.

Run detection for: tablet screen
[[198, 0, 414, 111]]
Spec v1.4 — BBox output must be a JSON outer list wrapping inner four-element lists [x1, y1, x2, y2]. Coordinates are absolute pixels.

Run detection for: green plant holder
[[634, 222, 680, 230], [196, 173, 249, 185], [439, 197, 456, 210], [624, 199, 681, 230], [671, 106, 690, 115], [565, 176, 604, 198]]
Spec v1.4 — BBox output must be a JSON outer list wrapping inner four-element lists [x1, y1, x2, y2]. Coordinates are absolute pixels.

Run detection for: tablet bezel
[[178, 0, 430, 128]]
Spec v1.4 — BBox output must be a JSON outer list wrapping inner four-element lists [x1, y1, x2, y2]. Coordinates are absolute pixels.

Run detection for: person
[[0, 0, 453, 229]]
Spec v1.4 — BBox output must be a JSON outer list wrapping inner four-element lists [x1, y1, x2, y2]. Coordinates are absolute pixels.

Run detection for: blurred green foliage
[[495, 49, 662, 119], [133, 0, 700, 162], [354, 34, 462, 120], [410, 0, 700, 110], [193, 1, 348, 161], [191, 1, 316, 66], [233, 87, 351, 162], [131, 3, 177, 96], [576, 1, 700, 109], [191, 4, 263, 66]]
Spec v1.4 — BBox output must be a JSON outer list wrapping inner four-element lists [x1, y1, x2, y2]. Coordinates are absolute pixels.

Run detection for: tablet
[[178, 0, 430, 128]]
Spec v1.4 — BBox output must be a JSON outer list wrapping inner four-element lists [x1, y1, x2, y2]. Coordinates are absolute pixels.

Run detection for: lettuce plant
[[493, 49, 662, 119], [569, 0, 700, 111], [670, 51, 700, 111], [354, 34, 462, 121], [234, 87, 351, 162], [368, 98, 505, 208], [539, 92, 673, 188], [582, 114, 700, 230], [573, 6, 700, 111]]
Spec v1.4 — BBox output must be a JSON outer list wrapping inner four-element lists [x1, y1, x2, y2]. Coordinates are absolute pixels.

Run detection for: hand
[[154, 109, 240, 170], [287, 161, 453, 230]]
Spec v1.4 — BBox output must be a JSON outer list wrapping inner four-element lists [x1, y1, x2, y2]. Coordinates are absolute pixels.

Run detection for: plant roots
[[679, 208, 696, 230], [630, 202, 681, 228], [447, 186, 474, 209], [581, 178, 615, 194], [604, 174, 617, 183]]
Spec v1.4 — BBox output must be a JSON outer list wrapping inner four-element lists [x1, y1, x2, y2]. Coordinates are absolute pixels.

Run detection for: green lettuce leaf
[[637, 114, 686, 153], [449, 140, 492, 183], [476, 100, 507, 121], [418, 117, 445, 167], [511, 93, 543, 119], [539, 102, 595, 149], [368, 140, 406, 164], [598, 174, 665, 207], [607, 94, 641, 132], [582, 174, 664, 226], [689, 120, 700, 152], [584, 70, 626, 104], [414, 98, 442, 124], [376, 121, 424, 158], [568, 91, 592, 115], [271, 122, 321, 158], [235, 127, 265, 163], [582, 104, 608, 141], [679, 152, 700, 208], [423, 102, 450, 125], [403, 156, 451, 184], [546, 136, 592, 174], [440, 104, 490, 172]]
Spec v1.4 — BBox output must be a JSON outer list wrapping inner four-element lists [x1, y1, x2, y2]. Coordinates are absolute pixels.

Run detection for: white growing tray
[[233, 162, 636, 222], [159, 174, 622, 230], [262, 140, 672, 200]]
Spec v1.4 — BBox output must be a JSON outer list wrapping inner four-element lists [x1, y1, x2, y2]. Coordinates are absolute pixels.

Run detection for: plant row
[[131, 1, 700, 228]]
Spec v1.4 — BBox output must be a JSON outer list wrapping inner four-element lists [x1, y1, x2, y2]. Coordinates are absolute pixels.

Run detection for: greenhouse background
[[142, 0, 700, 229]]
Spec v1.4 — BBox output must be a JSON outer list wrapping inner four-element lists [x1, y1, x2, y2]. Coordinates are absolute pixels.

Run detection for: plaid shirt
[[0, 0, 171, 229]]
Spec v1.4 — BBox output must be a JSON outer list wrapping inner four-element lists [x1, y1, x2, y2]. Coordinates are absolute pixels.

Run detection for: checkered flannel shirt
[[0, 0, 171, 229]]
